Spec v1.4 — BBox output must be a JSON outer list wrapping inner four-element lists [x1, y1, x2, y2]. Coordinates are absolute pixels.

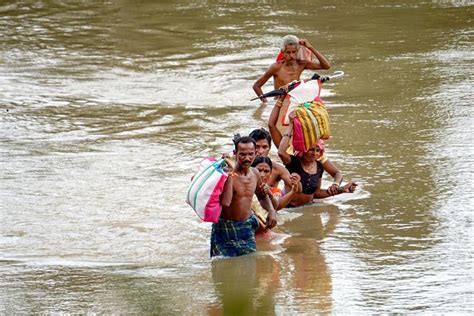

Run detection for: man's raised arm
[[299, 38, 331, 70]]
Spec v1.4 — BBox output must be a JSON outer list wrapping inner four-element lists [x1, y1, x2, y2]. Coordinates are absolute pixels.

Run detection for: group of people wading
[[210, 35, 357, 258]]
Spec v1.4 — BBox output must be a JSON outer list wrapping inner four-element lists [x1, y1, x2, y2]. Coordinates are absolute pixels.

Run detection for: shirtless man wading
[[210, 136, 277, 257], [252, 34, 331, 103]]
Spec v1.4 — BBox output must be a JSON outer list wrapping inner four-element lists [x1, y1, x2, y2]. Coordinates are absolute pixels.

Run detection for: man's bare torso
[[273, 60, 307, 88], [221, 168, 260, 221]]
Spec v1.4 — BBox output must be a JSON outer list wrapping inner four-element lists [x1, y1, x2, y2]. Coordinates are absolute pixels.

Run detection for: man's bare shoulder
[[268, 61, 284, 72], [250, 167, 261, 178], [251, 168, 263, 191], [273, 162, 290, 174], [273, 161, 287, 168], [250, 167, 260, 178]]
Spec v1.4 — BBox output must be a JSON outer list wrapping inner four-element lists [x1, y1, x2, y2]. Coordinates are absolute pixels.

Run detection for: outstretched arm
[[277, 190, 294, 210], [299, 38, 331, 70], [314, 180, 358, 199], [277, 112, 295, 165], [253, 64, 278, 103], [274, 164, 292, 188], [313, 178, 333, 199], [276, 173, 300, 210], [268, 95, 285, 148], [323, 159, 343, 196]]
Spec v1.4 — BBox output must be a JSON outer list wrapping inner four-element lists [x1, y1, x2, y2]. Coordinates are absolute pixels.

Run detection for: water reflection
[[278, 205, 339, 313], [209, 254, 279, 315], [208, 205, 340, 314]]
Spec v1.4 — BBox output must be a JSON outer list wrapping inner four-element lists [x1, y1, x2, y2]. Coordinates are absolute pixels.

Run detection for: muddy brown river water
[[1, 1, 473, 314]]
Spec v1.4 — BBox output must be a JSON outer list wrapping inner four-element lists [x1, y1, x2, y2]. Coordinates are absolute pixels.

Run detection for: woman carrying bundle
[[276, 112, 357, 207]]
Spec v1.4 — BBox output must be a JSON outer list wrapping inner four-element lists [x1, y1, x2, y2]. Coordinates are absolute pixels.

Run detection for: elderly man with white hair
[[252, 35, 331, 103]]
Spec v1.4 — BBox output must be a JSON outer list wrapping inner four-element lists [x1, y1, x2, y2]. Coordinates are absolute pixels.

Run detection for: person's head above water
[[249, 128, 272, 157], [233, 134, 257, 168], [302, 139, 325, 162], [251, 156, 273, 170], [233, 134, 256, 152], [316, 139, 325, 155], [280, 35, 300, 62], [251, 156, 273, 183], [280, 35, 300, 52]]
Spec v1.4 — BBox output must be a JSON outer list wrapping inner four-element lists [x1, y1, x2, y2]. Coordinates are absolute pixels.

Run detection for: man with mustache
[[210, 136, 277, 257], [252, 34, 331, 103]]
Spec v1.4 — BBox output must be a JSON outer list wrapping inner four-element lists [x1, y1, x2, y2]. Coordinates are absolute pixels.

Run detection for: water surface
[[1, 0, 473, 314]]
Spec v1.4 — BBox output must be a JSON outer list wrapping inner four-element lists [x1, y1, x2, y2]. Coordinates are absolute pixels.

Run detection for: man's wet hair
[[281, 34, 299, 52], [251, 156, 273, 170], [249, 128, 272, 146], [233, 134, 256, 152]]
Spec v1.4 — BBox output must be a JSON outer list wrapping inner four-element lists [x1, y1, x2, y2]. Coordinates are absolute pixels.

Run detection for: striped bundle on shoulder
[[186, 157, 228, 223]]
